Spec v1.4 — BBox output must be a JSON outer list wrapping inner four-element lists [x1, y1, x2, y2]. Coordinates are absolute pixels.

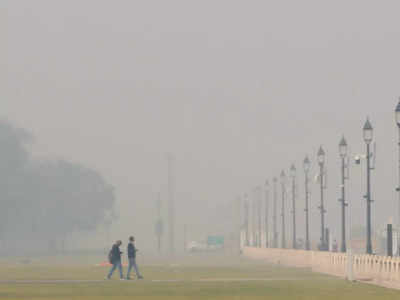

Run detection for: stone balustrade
[[243, 247, 400, 289]]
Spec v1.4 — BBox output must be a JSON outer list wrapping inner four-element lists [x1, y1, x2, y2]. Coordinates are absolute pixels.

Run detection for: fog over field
[[2, 0, 400, 255]]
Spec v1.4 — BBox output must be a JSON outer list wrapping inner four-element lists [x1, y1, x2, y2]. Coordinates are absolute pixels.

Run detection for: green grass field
[[0, 254, 399, 300]]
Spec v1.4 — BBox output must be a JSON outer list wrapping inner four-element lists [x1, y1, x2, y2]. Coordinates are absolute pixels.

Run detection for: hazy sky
[[2, 0, 400, 251]]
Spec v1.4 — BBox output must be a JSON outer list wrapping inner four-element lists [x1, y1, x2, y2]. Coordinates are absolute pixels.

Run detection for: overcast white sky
[[2, 0, 400, 251]]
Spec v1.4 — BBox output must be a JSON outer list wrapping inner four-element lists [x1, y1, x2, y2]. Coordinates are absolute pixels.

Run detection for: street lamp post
[[273, 177, 278, 248], [281, 171, 287, 249], [303, 156, 311, 250], [395, 100, 400, 256], [339, 136, 349, 253], [363, 118, 374, 255], [317, 146, 327, 251], [265, 180, 270, 248], [290, 164, 297, 249]]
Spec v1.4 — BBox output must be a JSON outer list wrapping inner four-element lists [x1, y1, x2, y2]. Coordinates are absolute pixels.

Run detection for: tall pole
[[167, 153, 175, 257], [290, 165, 297, 249], [363, 118, 374, 255], [281, 171, 286, 249], [319, 162, 325, 250], [304, 161, 310, 250], [317, 146, 326, 251], [265, 181, 269, 248], [366, 142, 373, 254], [347, 168, 354, 281], [398, 127, 400, 256], [340, 155, 347, 253], [273, 178, 278, 248], [396, 101, 400, 256], [339, 136, 349, 253]]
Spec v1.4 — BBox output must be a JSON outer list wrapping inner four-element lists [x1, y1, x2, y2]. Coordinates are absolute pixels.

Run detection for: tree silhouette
[[0, 120, 116, 254]]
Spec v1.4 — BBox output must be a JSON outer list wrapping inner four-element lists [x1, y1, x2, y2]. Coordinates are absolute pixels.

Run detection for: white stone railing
[[243, 247, 400, 289]]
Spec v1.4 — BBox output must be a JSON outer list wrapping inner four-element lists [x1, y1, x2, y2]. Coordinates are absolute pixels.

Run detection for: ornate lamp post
[[317, 146, 327, 251], [339, 136, 349, 253], [280, 170, 287, 249], [303, 156, 311, 250], [363, 118, 374, 255], [395, 100, 400, 256], [290, 164, 297, 249]]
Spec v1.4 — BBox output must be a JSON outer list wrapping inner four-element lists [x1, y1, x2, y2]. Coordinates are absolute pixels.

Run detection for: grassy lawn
[[0, 254, 399, 299]]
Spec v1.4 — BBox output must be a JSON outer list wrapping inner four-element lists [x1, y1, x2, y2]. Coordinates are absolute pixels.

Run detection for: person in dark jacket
[[106, 240, 124, 280], [126, 236, 143, 280]]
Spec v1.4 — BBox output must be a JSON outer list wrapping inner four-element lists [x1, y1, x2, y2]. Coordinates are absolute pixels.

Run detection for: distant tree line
[[0, 120, 116, 255]]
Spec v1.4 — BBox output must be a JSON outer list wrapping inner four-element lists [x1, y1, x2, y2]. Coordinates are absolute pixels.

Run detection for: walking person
[[106, 240, 124, 280], [126, 236, 143, 280]]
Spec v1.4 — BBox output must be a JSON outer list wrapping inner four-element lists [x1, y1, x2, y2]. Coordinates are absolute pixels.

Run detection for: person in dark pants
[[126, 236, 143, 280], [106, 240, 124, 280]]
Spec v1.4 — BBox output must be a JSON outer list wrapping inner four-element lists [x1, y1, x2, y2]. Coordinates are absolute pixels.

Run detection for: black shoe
[[138, 276, 144, 280]]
